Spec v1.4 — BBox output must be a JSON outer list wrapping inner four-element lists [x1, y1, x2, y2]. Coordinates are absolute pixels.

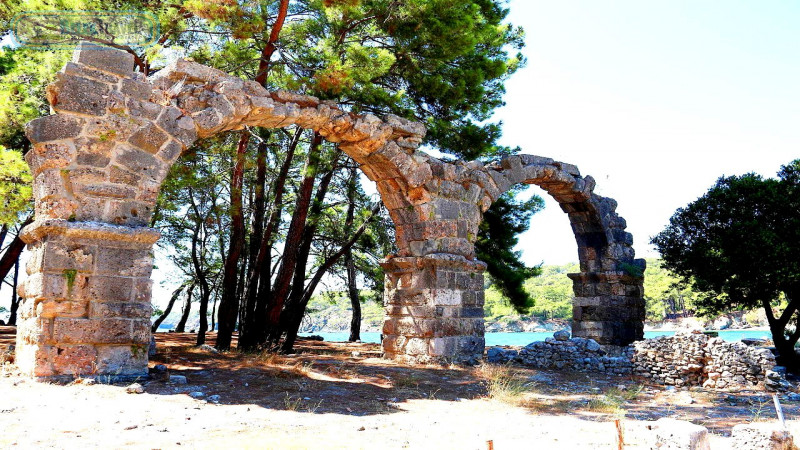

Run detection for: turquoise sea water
[[300, 329, 773, 346]]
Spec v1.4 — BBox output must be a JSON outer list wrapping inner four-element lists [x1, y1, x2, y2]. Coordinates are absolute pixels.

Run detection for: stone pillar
[[569, 270, 645, 346], [15, 219, 158, 381], [381, 254, 486, 364]]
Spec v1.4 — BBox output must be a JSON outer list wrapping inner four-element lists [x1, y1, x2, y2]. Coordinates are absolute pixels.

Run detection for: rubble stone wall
[[487, 332, 633, 374], [490, 331, 778, 390], [18, 42, 645, 378], [632, 332, 776, 389]]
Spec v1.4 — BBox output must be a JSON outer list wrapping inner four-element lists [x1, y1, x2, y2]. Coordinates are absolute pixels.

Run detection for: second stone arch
[[381, 154, 645, 363]]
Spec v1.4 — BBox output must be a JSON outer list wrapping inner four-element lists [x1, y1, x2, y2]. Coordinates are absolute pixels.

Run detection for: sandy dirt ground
[[2, 328, 799, 449]]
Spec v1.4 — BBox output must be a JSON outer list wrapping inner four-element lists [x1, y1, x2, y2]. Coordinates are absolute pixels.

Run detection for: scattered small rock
[[741, 338, 768, 347], [486, 347, 517, 364], [207, 395, 220, 403], [125, 383, 144, 394], [1, 344, 14, 364], [188, 391, 205, 399], [198, 344, 219, 354], [553, 330, 570, 341], [169, 375, 187, 385]]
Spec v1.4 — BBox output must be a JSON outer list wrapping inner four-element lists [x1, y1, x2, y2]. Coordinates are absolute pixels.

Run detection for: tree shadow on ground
[[142, 332, 486, 416], [5, 329, 798, 434]]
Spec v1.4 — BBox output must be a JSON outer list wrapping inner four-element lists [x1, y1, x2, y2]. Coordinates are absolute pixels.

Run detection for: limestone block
[[82, 276, 134, 303], [51, 73, 111, 116], [109, 166, 141, 186], [26, 114, 84, 145], [430, 289, 463, 306], [18, 272, 65, 300], [76, 140, 114, 168], [72, 42, 134, 76], [37, 300, 88, 319], [133, 278, 153, 304], [406, 162, 433, 189], [121, 78, 152, 101], [114, 144, 165, 182], [126, 98, 163, 120], [52, 318, 136, 344], [191, 108, 224, 137], [385, 114, 426, 138], [128, 122, 169, 154], [33, 241, 91, 275], [95, 247, 153, 277], [152, 58, 229, 85], [52, 345, 97, 374], [74, 182, 137, 200], [16, 317, 54, 346], [73, 200, 108, 223], [429, 337, 457, 356], [26, 142, 76, 176], [63, 62, 122, 84], [156, 107, 198, 147], [95, 345, 148, 376], [32, 170, 68, 202], [652, 419, 710, 450]]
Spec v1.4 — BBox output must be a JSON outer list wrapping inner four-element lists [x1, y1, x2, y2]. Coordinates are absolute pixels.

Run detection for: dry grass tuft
[[475, 363, 535, 406], [586, 385, 643, 415]]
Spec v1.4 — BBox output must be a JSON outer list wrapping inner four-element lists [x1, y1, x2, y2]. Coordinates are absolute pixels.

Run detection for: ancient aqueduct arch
[[16, 43, 645, 379]]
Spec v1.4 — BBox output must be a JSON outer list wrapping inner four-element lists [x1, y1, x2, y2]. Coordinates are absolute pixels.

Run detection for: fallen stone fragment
[[169, 375, 187, 385], [125, 383, 144, 394], [652, 418, 710, 450], [731, 423, 797, 450], [553, 330, 570, 341], [198, 344, 219, 354]]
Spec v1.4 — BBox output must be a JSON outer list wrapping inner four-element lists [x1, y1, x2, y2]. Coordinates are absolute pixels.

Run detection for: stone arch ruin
[[16, 43, 644, 379]]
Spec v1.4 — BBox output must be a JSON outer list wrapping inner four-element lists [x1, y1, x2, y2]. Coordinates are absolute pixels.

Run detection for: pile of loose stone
[[631, 331, 777, 389], [487, 330, 633, 374], [489, 330, 786, 390]]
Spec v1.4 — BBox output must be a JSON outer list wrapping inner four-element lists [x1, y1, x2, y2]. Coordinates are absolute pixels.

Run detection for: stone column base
[[15, 220, 159, 381], [569, 271, 645, 346], [381, 254, 486, 364]]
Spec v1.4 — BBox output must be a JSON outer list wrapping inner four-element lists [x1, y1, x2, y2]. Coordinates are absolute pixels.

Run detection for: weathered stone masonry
[[18, 43, 644, 378]]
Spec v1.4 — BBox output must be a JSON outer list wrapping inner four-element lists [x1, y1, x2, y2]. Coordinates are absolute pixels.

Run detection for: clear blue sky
[[500, 0, 800, 265]]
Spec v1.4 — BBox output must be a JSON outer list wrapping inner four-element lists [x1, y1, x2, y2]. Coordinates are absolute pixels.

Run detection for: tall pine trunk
[[265, 133, 323, 344], [344, 167, 361, 342], [0, 217, 32, 282], [216, 133, 249, 350], [238, 129, 301, 351], [281, 203, 380, 353], [279, 154, 338, 352], [242, 142, 268, 328], [175, 283, 195, 333], [8, 259, 20, 326], [152, 283, 186, 332], [218, 0, 289, 350]]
